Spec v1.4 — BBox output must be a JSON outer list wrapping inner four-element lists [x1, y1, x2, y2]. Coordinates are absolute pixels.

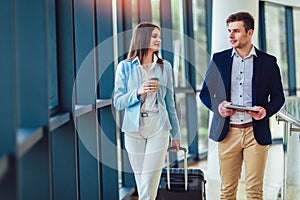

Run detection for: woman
[[113, 22, 181, 200]]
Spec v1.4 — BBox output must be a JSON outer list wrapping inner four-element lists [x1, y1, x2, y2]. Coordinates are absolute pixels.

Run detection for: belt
[[230, 122, 253, 128], [141, 112, 159, 117]]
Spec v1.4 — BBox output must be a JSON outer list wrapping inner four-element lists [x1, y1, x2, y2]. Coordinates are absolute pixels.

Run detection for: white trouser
[[125, 113, 169, 200]]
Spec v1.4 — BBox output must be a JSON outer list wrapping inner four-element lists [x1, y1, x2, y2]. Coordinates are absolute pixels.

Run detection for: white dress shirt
[[230, 46, 257, 124], [133, 55, 160, 113]]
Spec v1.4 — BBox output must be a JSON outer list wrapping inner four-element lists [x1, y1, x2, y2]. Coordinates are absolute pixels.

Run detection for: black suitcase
[[156, 147, 206, 200]]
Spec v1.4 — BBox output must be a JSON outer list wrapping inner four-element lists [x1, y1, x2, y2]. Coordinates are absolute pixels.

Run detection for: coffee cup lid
[[148, 77, 159, 81]]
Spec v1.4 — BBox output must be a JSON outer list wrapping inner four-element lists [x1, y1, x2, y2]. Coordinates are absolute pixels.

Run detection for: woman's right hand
[[137, 86, 146, 96], [137, 80, 157, 96]]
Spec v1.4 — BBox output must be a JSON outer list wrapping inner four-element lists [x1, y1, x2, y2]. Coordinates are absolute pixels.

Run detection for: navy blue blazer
[[200, 47, 285, 145]]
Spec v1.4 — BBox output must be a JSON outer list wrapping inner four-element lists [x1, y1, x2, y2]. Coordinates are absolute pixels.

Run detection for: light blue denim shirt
[[113, 58, 181, 140]]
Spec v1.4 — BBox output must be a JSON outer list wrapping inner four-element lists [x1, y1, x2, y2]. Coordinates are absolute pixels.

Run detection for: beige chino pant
[[218, 126, 269, 200], [125, 113, 169, 200]]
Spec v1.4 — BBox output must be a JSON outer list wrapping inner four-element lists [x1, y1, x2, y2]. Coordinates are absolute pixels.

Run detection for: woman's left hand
[[170, 140, 180, 152]]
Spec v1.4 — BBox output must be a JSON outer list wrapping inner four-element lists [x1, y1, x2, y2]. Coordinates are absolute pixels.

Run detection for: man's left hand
[[246, 106, 266, 120]]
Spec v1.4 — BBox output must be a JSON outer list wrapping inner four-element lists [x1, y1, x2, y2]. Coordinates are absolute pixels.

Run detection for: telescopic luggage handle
[[166, 146, 188, 191], [168, 146, 187, 152]]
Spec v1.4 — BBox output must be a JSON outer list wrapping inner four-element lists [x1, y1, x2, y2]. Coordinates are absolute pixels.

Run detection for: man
[[200, 12, 285, 199]]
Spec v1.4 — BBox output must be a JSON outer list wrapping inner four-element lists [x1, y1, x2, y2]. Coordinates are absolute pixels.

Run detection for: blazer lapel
[[223, 50, 233, 101], [132, 60, 142, 87], [252, 48, 262, 105]]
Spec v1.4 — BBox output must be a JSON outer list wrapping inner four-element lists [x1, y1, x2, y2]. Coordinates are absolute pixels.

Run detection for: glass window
[[264, 3, 288, 140], [193, 0, 208, 89], [49, 62, 59, 110], [265, 3, 288, 95], [294, 8, 300, 95], [112, 0, 123, 187], [48, 2, 58, 110], [192, 0, 209, 153], [196, 92, 209, 152], [171, 0, 188, 159], [151, 0, 160, 26], [132, 0, 138, 28], [171, 0, 186, 88], [175, 93, 188, 159]]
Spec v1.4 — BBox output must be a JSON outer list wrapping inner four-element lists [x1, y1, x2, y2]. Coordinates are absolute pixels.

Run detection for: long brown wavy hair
[[127, 22, 164, 71]]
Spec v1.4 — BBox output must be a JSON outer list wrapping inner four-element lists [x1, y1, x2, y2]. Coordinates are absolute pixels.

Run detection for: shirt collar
[[132, 54, 158, 65], [231, 45, 257, 58]]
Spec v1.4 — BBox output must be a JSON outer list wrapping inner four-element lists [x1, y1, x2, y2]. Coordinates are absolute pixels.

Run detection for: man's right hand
[[218, 101, 236, 117]]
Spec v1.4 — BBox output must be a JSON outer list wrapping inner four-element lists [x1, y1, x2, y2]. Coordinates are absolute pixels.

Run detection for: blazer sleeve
[[164, 62, 181, 140], [113, 61, 141, 110], [263, 57, 285, 118], [200, 54, 224, 114]]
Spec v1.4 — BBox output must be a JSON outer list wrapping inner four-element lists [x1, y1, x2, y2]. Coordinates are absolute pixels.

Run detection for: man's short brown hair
[[226, 12, 254, 32]]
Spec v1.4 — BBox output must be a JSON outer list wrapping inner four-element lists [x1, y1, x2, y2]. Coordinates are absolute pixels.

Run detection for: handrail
[[275, 96, 300, 200], [277, 96, 300, 126], [277, 110, 300, 130], [283, 95, 300, 102]]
